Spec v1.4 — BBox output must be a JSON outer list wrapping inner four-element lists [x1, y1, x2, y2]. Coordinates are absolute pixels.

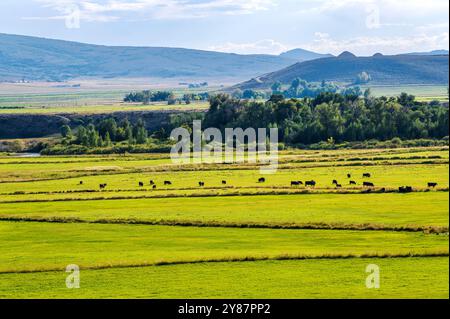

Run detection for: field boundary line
[[1, 186, 448, 196], [0, 160, 448, 184], [0, 251, 448, 275], [0, 216, 447, 234], [0, 188, 448, 203]]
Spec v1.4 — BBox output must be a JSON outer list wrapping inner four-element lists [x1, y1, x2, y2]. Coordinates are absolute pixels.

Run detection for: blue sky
[[0, 0, 448, 56]]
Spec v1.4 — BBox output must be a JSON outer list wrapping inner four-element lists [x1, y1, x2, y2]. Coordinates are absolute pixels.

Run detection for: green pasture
[[0, 192, 447, 229], [0, 257, 447, 299], [0, 146, 448, 299], [0, 102, 209, 114], [0, 163, 447, 194], [0, 221, 447, 273], [0, 147, 446, 182], [364, 85, 448, 101]]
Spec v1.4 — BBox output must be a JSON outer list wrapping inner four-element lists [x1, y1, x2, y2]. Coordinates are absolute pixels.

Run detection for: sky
[[0, 0, 448, 56]]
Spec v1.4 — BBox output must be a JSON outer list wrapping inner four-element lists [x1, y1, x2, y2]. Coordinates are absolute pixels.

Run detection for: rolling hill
[[232, 52, 449, 90], [0, 33, 300, 82], [279, 48, 333, 61]]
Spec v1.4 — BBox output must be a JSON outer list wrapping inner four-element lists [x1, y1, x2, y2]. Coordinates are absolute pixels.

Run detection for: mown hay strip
[[0, 159, 447, 184], [0, 216, 447, 234], [0, 187, 448, 204], [1, 251, 448, 275]]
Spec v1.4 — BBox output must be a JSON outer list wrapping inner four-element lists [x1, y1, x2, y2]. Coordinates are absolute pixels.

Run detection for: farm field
[[0, 146, 448, 298], [0, 84, 447, 115], [0, 102, 209, 114], [0, 258, 448, 299], [362, 85, 449, 102]]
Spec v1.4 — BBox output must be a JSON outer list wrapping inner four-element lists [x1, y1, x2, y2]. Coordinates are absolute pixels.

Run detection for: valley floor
[[0, 147, 448, 298]]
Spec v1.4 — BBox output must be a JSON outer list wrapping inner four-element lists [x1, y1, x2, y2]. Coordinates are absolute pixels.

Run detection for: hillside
[[0, 33, 297, 82], [232, 53, 449, 90], [406, 50, 449, 56], [279, 48, 333, 61]]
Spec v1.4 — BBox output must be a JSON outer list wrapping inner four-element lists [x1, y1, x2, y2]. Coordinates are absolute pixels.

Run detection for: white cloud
[[300, 0, 449, 14], [209, 31, 449, 56], [209, 39, 289, 55], [30, 0, 276, 22]]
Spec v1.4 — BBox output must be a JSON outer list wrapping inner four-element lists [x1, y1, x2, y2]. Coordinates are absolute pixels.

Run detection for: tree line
[[199, 91, 448, 146], [232, 78, 366, 101], [61, 118, 148, 147], [124, 90, 210, 105]]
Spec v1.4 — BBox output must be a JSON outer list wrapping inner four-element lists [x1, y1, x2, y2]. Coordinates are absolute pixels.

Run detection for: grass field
[[0, 84, 447, 115], [0, 146, 448, 298], [1, 258, 448, 299], [363, 85, 448, 102], [0, 102, 209, 114]]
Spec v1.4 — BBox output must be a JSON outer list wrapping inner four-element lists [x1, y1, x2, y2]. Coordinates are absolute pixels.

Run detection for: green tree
[[61, 125, 72, 138]]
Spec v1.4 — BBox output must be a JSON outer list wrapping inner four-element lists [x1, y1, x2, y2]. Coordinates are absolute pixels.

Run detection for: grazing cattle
[[428, 182, 438, 188], [222, 180, 227, 185], [139, 182, 144, 187], [150, 180, 155, 185], [363, 182, 374, 187], [199, 182, 205, 187], [399, 186, 413, 193], [349, 181, 357, 185], [99, 183, 107, 189], [258, 178, 266, 183], [347, 174, 351, 178], [380, 188, 386, 193], [305, 180, 316, 187], [363, 173, 371, 178], [332, 180, 338, 185], [291, 181, 301, 187], [152, 185, 157, 189], [79, 181, 83, 185], [335, 184, 342, 188], [164, 181, 172, 185]]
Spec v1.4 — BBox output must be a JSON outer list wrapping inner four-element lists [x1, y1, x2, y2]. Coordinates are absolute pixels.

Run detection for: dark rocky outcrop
[[0, 110, 197, 139]]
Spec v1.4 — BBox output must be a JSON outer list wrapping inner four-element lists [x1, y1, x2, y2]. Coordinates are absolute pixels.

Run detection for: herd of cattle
[[83, 172, 438, 193]]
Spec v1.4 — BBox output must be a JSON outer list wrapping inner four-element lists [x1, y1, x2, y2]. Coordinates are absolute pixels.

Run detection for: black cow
[[222, 180, 227, 185], [347, 174, 351, 178], [363, 173, 371, 178], [399, 186, 413, 193], [199, 182, 205, 187], [349, 181, 357, 185], [258, 178, 266, 183], [99, 183, 107, 189], [79, 181, 83, 185], [335, 184, 342, 188], [305, 180, 316, 187], [150, 180, 155, 185], [363, 182, 374, 187], [139, 182, 144, 187], [152, 185, 157, 189], [428, 182, 438, 188], [291, 181, 301, 187], [332, 180, 338, 185], [164, 181, 172, 185]]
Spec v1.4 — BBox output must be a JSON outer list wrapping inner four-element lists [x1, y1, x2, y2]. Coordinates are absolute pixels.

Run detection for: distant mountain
[[232, 52, 449, 90], [406, 50, 449, 56], [279, 48, 333, 61], [0, 33, 296, 82]]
